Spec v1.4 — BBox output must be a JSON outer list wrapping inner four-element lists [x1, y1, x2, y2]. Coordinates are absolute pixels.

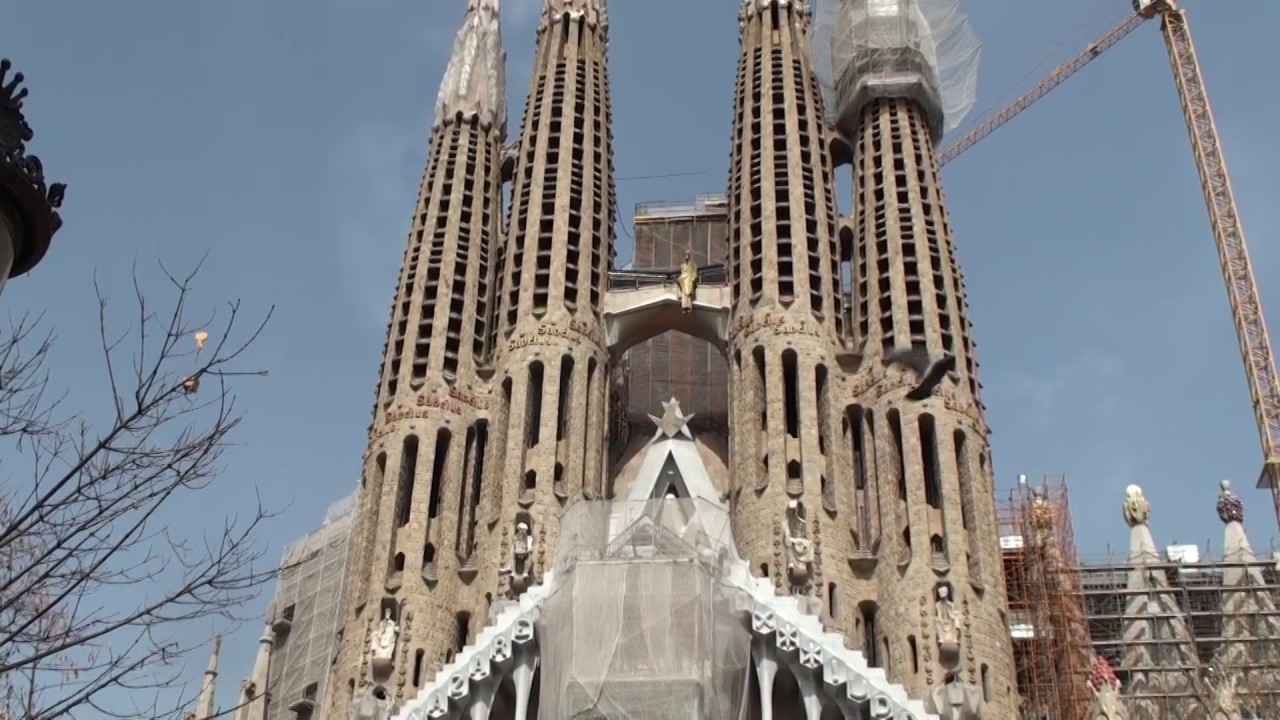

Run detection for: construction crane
[[939, 0, 1280, 530]]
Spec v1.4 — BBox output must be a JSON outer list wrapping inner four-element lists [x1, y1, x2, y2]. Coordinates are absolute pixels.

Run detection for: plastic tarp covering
[[539, 500, 751, 719], [813, 0, 981, 136]]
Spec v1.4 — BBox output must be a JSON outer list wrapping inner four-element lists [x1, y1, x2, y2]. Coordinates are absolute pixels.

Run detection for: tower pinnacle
[[435, 0, 506, 131], [542, 0, 607, 30]]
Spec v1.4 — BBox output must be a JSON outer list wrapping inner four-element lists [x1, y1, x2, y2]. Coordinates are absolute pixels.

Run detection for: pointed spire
[[1214, 479, 1280, 689], [234, 622, 274, 720], [1117, 484, 1201, 717], [541, 0, 607, 30], [434, 0, 507, 132], [739, 0, 812, 24], [192, 635, 220, 720]]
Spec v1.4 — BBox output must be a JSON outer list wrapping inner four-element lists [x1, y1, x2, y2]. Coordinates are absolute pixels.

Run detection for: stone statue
[[504, 521, 533, 594], [783, 500, 814, 592], [370, 609, 399, 663], [1087, 655, 1127, 720], [677, 251, 698, 313], [1217, 479, 1244, 524], [1029, 485, 1054, 546], [1122, 484, 1150, 528], [934, 584, 962, 670]]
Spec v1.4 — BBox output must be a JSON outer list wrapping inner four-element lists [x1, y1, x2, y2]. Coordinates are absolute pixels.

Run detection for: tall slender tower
[[325, 0, 507, 714], [831, 0, 1015, 711], [487, 0, 615, 576], [724, 0, 851, 621]]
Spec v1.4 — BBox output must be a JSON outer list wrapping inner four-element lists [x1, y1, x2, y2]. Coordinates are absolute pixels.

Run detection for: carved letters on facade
[[729, 312, 825, 345], [847, 368, 984, 428], [505, 318, 605, 354]]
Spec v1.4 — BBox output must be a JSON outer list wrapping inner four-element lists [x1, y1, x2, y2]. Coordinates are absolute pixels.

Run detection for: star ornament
[[649, 397, 694, 441]]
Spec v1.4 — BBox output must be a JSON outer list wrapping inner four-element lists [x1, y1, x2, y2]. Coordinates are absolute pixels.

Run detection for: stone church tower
[[320, 0, 1014, 717]]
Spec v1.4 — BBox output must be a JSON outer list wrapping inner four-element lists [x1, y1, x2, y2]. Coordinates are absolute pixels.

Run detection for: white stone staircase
[[393, 566, 937, 719]]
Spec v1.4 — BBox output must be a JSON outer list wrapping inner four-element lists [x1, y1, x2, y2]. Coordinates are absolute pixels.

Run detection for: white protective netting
[[539, 500, 751, 719], [813, 0, 982, 138]]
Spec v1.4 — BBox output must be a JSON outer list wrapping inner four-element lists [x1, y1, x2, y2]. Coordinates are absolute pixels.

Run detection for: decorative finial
[[648, 397, 694, 441], [1216, 479, 1244, 525], [1029, 485, 1054, 536], [1122, 484, 1150, 528], [0, 59, 66, 278], [1089, 655, 1120, 692]]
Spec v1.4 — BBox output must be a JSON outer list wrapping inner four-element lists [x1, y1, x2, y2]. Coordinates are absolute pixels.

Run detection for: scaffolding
[[1000, 478, 1280, 718], [1076, 548, 1280, 715], [264, 493, 356, 720], [999, 477, 1093, 720]]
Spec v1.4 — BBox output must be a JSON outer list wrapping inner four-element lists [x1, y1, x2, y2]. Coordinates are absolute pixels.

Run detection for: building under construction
[[1000, 477, 1280, 718]]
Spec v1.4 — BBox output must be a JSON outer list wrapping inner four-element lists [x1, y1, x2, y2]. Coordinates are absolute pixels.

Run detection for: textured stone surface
[[319, 0, 1020, 715]]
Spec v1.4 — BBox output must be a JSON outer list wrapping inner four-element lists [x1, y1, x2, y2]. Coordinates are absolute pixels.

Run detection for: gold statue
[[677, 251, 698, 313]]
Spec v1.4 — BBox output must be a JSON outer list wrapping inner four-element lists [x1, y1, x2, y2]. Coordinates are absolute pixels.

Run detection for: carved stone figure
[[927, 674, 984, 720], [934, 584, 962, 670], [1085, 655, 1127, 720], [677, 251, 698, 313], [505, 521, 533, 594], [1122, 484, 1150, 528], [783, 499, 814, 592], [370, 609, 399, 666]]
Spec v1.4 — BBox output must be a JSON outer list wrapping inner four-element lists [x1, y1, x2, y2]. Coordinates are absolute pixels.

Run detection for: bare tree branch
[[0, 262, 277, 720]]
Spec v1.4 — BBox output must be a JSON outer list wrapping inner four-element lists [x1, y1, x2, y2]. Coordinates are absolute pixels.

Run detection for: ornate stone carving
[[500, 521, 533, 595], [677, 251, 698, 313], [934, 583, 962, 671], [0, 58, 66, 279], [926, 678, 984, 720], [1122, 484, 1150, 528], [1029, 485, 1054, 546], [783, 499, 815, 593], [1216, 479, 1244, 524], [369, 609, 399, 673], [1087, 655, 1127, 720]]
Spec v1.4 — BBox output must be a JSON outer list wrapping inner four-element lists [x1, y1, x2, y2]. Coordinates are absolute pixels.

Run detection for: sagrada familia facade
[[210, 0, 1280, 718]]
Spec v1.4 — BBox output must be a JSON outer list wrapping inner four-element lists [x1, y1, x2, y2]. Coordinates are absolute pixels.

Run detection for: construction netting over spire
[[813, 0, 981, 138], [434, 0, 507, 131]]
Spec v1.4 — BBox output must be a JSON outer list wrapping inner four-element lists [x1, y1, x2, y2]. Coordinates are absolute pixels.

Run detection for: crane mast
[[939, 0, 1280, 529], [1149, 0, 1280, 524]]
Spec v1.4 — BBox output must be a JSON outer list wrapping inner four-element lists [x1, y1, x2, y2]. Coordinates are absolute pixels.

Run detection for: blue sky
[[4, 0, 1279, 713]]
